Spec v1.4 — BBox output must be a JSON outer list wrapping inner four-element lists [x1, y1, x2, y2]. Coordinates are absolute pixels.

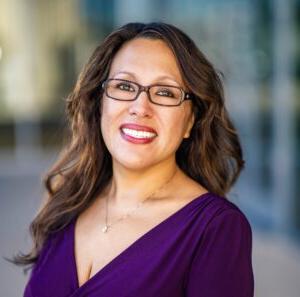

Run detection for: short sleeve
[[185, 209, 254, 297]]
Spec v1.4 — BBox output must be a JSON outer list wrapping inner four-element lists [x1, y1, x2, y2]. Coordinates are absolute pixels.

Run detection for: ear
[[183, 111, 195, 138]]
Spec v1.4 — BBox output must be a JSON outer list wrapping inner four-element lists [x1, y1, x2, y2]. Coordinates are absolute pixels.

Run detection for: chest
[[26, 193, 211, 297], [74, 206, 175, 287], [73, 188, 206, 288]]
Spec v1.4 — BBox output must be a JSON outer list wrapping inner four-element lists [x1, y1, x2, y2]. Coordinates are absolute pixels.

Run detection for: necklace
[[101, 170, 177, 233]]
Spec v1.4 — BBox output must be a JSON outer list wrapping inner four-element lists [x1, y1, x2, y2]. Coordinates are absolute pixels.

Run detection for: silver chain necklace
[[101, 170, 177, 233]]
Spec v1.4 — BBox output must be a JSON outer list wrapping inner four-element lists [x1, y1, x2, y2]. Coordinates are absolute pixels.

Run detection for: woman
[[12, 22, 254, 296]]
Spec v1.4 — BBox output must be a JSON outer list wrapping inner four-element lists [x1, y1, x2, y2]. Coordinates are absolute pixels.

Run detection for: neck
[[106, 158, 179, 208]]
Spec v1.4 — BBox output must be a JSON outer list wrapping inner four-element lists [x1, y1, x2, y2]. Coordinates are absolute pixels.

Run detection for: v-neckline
[[70, 191, 212, 291]]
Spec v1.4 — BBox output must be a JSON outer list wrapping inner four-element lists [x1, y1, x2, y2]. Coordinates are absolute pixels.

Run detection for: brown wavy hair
[[8, 22, 245, 272]]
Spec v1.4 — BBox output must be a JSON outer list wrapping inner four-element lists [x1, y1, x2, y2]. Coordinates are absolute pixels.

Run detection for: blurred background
[[0, 0, 299, 296]]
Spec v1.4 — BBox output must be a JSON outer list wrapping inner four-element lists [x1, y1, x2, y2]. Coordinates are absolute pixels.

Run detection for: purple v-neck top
[[23, 192, 254, 297]]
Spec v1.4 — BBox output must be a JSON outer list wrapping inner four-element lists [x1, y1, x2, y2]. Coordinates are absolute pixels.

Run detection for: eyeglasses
[[101, 78, 193, 107]]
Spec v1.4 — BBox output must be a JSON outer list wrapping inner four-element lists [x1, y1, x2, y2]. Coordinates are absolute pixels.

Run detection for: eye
[[116, 82, 135, 92], [156, 88, 175, 98]]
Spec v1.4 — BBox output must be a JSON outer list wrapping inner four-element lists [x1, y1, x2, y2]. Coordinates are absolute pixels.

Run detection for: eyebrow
[[112, 71, 181, 86]]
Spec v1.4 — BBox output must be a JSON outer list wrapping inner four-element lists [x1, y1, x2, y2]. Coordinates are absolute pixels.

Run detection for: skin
[[100, 37, 203, 210], [73, 38, 208, 286]]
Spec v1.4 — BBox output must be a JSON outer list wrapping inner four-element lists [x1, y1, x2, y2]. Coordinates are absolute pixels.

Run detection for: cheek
[[100, 99, 120, 145], [161, 112, 189, 145]]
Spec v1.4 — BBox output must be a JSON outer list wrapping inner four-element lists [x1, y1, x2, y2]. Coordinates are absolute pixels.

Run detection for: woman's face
[[101, 37, 194, 171]]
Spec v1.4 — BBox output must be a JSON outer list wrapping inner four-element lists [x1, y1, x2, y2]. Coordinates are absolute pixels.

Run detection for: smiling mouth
[[121, 127, 157, 139]]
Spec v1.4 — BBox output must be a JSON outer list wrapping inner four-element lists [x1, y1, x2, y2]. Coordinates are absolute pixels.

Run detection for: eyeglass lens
[[105, 79, 183, 106]]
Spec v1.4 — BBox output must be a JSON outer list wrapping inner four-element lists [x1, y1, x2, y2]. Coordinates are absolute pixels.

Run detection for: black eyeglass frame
[[101, 78, 193, 107]]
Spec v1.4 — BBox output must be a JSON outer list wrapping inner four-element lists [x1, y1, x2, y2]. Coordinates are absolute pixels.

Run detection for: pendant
[[102, 225, 108, 233]]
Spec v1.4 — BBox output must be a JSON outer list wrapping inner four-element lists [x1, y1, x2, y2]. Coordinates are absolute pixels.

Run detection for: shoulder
[[184, 193, 254, 296], [201, 192, 251, 228], [36, 220, 74, 261], [186, 191, 253, 248], [178, 174, 250, 227], [195, 192, 253, 251], [188, 192, 253, 267]]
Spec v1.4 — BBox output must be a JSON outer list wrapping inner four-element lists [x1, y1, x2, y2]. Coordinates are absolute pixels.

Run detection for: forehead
[[108, 38, 184, 85]]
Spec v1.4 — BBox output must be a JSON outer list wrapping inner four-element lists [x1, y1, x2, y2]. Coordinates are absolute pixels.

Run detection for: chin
[[112, 153, 158, 171]]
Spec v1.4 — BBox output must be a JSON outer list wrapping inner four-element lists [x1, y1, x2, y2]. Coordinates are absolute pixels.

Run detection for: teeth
[[122, 128, 157, 139]]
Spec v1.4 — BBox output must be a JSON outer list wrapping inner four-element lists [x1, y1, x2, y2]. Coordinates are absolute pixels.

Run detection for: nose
[[128, 89, 153, 117]]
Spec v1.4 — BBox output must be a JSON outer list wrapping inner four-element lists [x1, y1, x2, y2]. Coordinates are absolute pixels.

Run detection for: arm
[[185, 209, 254, 297]]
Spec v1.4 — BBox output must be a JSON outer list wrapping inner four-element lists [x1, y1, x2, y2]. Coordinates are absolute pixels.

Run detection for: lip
[[120, 123, 158, 134], [119, 123, 158, 144]]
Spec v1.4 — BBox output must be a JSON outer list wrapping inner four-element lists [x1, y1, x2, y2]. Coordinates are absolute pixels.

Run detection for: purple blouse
[[23, 192, 254, 297]]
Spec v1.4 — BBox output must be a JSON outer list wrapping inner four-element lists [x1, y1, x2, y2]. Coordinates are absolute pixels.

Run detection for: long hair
[[9, 22, 245, 272]]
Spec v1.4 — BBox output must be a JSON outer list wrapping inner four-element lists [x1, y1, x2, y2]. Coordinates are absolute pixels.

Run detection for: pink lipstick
[[120, 123, 157, 144]]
